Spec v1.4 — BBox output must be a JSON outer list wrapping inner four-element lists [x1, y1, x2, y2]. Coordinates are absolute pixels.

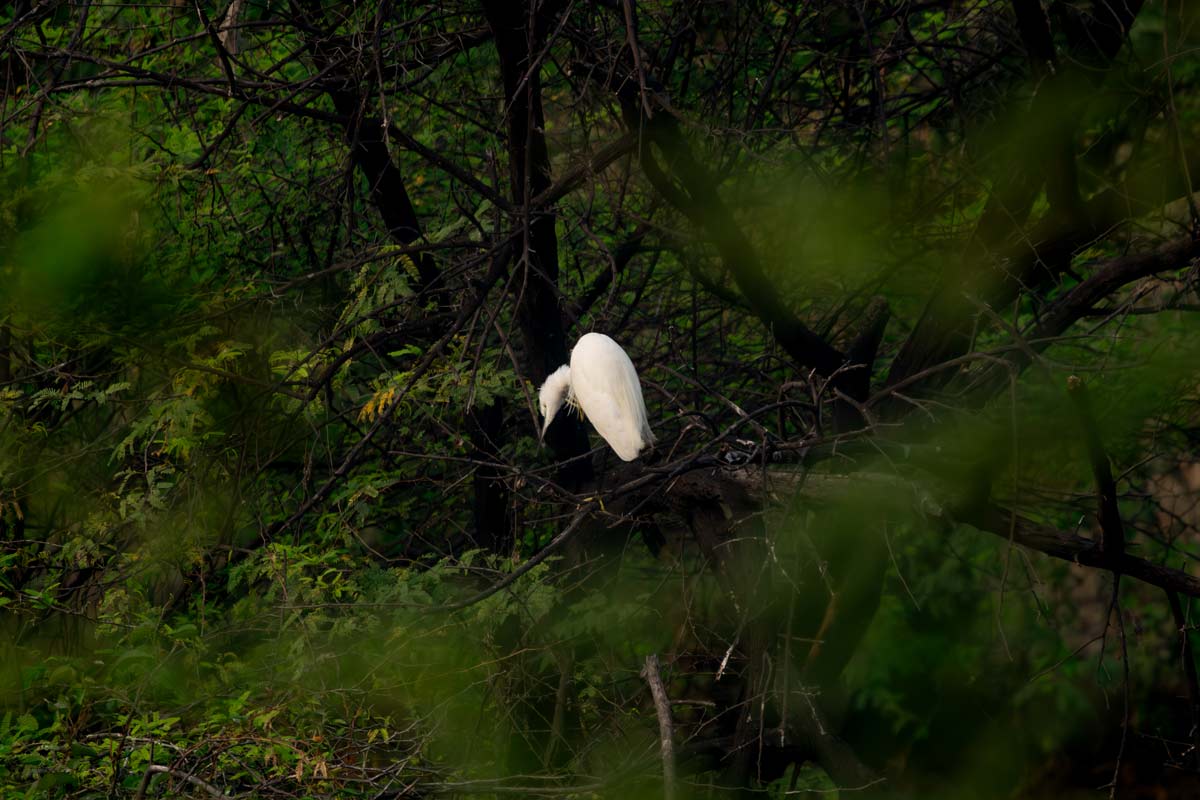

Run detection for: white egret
[[538, 332, 655, 461]]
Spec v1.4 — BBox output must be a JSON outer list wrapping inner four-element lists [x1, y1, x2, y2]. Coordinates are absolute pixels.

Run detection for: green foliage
[[3, 0, 1200, 797]]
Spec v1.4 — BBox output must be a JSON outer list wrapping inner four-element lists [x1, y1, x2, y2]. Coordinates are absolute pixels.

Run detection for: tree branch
[[981, 507, 1200, 598], [1167, 589, 1200, 767], [1066, 375, 1125, 558], [641, 653, 677, 800], [482, 0, 593, 484], [634, 118, 848, 378], [884, 0, 1146, 404]]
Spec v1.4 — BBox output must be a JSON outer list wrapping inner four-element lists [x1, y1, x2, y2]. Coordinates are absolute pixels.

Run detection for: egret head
[[538, 365, 572, 443]]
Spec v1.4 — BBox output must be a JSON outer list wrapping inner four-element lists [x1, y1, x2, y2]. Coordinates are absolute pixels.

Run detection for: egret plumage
[[538, 332, 654, 461]]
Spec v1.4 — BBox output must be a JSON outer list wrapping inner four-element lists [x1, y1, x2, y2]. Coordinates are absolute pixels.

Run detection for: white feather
[[568, 332, 654, 461]]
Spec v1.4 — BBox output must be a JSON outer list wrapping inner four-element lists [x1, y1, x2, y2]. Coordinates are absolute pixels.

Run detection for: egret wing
[[570, 333, 653, 461]]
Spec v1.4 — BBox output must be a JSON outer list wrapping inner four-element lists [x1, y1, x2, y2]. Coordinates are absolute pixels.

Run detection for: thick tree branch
[[719, 468, 1200, 600], [1029, 236, 1200, 342], [634, 118, 848, 378], [835, 297, 890, 430], [294, 0, 441, 291], [957, 234, 1200, 400], [945, 235, 1200, 403], [579, 37, 849, 381], [973, 502, 1200, 598]]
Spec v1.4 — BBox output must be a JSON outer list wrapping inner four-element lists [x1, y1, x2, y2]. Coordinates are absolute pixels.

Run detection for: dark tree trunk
[[483, 0, 593, 489], [325, 89, 441, 292], [465, 398, 514, 554]]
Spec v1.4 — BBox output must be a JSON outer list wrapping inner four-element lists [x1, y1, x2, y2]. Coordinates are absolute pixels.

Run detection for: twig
[[428, 511, 588, 612], [134, 765, 232, 800], [1067, 376, 1125, 559], [1167, 589, 1200, 766]]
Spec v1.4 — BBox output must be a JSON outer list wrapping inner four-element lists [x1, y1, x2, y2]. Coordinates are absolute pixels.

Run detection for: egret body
[[539, 333, 654, 461]]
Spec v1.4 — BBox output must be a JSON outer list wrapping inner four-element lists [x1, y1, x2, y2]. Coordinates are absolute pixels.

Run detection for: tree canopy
[[3, 1, 1200, 797]]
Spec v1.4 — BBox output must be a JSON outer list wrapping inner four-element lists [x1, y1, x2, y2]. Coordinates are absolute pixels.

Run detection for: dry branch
[[641, 653, 677, 800], [135, 765, 232, 800]]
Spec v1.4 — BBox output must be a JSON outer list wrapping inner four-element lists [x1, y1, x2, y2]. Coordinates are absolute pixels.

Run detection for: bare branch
[[641, 653, 677, 800]]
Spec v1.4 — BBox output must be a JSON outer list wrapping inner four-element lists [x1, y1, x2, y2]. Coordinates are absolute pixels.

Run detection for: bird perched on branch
[[538, 332, 655, 461]]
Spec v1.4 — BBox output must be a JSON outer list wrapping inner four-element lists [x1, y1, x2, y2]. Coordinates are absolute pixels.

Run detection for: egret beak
[[539, 419, 549, 447]]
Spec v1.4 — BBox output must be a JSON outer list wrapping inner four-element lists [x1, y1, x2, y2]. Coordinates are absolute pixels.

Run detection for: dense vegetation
[[3, 1, 1200, 797]]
